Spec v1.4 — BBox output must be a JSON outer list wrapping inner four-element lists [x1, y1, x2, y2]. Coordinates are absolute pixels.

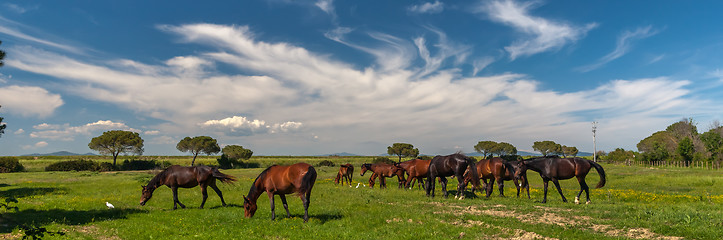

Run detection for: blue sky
[[1, 0, 723, 156]]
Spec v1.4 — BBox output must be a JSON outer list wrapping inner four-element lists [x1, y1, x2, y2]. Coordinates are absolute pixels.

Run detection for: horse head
[[360, 163, 371, 176], [139, 185, 155, 206], [513, 161, 528, 185], [243, 195, 257, 218]]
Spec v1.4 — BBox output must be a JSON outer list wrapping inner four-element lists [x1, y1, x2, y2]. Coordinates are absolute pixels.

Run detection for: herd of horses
[[138, 153, 606, 222]]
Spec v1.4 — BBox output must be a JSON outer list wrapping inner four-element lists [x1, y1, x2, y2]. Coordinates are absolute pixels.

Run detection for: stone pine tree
[[0, 42, 5, 138], [387, 143, 419, 163], [177, 136, 220, 166], [474, 141, 498, 159], [0, 105, 6, 139], [532, 140, 560, 156], [88, 130, 144, 166], [220, 145, 253, 168], [561, 145, 579, 157]]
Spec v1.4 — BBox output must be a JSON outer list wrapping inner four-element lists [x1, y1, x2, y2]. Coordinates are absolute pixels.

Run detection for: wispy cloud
[[8, 23, 712, 155], [477, 0, 597, 60], [0, 16, 85, 54], [3, 3, 38, 14], [408, 1, 444, 14], [29, 120, 136, 141], [577, 26, 659, 72], [22, 141, 48, 150]]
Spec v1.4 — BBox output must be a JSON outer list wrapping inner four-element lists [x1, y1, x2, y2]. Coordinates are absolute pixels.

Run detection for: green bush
[[0, 157, 24, 173], [317, 160, 335, 167], [418, 155, 433, 160], [45, 160, 98, 171], [373, 157, 395, 165], [217, 154, 244, 169], [120, 159, 167, 170], [97, 162, 117, 172]]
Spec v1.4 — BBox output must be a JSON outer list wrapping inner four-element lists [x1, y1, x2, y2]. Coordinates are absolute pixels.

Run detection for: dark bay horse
[[334, 164, 354, 186], [514, 156, 606, 203], [425, 153, 481, 199], [360, 163, 406, 189], [465, 158, 529, 198], [243, 163, 317, 222], [140, 165, 237, 209], [397, 159, 431, 189]]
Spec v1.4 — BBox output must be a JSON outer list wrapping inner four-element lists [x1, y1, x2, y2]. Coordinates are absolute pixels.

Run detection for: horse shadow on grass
[[445, 190, 479, 199], [0, 187, 63, 199], [0, 208, 147, 233]]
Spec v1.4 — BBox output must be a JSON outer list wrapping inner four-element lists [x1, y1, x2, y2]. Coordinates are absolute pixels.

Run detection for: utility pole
[[592, 121, 598, 162]]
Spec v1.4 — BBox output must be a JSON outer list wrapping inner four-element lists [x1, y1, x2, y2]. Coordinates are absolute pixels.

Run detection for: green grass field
[[1, 156, 721, 239]]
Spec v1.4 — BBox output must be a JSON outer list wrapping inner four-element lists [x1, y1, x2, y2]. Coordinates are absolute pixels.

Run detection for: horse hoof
[[574, 197, 580, 204], [586, 201, 591, 204]]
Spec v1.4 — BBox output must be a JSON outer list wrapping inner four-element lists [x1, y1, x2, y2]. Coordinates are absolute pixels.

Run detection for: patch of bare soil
[[0, 233, 21, 240], [433, 203, 683, 240], [385, 218, 423, 224], [72, 225, 121, 240]]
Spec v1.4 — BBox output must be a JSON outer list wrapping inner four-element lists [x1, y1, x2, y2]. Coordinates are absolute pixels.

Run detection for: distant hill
[[23, 151, 96, 157]]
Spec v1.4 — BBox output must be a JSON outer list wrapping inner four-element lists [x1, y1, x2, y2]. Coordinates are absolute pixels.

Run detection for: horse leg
[[209, 182, 227, 206], [302, 191, 311, 223], [541, 180, 549, 203], [575, 176, 590, 204], [426, 175, 434, 197], [486, 178, 494, 198], [513, 179, 521, 198], [199, 184, 208, 209], [497, 177, 505, 197], [369, 173, 376, 188], [551, 179, 567, 202], [440, 177, 449, 198], [456, 173, 467, 199], [172, 186, 185, 209], [279, 194, 291, 218], [380, 175, 387, 189], [267, 192, 276, 220]]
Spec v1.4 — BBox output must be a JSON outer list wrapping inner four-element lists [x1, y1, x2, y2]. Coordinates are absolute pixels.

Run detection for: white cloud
[[201, 116, 302, 136], [14, 128, 24, 134], [472, 57, 495, 76], [408, 1, 444, 14], [29, 120, 131, 141], [0, 85, 63, 118], [577, 26, 659, 72], [144, 130, 160, 135], [3, 3, 37, 14], [22, 141, 48, 150], [477, 0, 597, 60], [315, 0, 334, 15]]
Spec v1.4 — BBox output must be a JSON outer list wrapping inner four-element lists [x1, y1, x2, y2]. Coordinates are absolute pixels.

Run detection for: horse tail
[[298, 165, 317, 197], [589, 160, 606, 188], [211, 167, 237, 184]]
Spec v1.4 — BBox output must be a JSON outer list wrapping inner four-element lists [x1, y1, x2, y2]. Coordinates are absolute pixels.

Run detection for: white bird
[[356, 183, 360, 188], [105, 202, 114, 209]]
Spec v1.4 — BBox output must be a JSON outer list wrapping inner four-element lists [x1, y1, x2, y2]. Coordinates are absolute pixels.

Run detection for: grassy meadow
[[1, 156, 722, 239]]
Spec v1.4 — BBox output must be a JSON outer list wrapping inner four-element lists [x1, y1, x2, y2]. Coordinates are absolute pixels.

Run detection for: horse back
[[162, 165, 202, 188], [264, 163, 314, 195]]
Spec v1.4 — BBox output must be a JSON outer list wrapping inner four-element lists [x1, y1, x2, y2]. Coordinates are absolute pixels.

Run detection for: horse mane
[[248, 165, 276, 198], [147, 167, 171, 189]]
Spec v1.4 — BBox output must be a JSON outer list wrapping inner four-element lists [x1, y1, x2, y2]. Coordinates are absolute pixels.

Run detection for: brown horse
[[466, 157, 529, 198], [334, 164, 354, 186], [360, 163, 406, 189], [243, 163, 317, 222], [140, 165, 236, 209], [397, 159, 431, 189], [514, 156, 606, 203]]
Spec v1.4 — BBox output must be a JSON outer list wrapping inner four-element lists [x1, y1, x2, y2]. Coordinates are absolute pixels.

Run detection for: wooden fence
[[610, 160, 722, 170]]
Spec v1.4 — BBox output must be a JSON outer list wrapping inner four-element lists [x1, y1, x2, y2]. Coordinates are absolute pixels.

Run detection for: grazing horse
[[334, 164, 354, 186], [360, 163, 406, 189], [514, 156, 606, 204], [397, 159, 431, 189], [243, 163, 317, 222], [465, 158, 530, 198], [425, 153, 481, 199], [140, 165, 236, 209]]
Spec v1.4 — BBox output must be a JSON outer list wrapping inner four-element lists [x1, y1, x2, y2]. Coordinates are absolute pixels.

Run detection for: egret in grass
[[106, 202, 115, 209]]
